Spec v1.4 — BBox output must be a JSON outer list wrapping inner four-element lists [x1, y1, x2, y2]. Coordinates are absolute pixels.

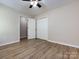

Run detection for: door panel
[[37, 18, 48, 40]]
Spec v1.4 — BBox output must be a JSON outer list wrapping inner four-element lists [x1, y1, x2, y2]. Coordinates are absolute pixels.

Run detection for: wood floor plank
[[0, 39, 79, 59]]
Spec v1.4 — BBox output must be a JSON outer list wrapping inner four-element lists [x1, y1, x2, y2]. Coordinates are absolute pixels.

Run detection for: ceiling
[[0, 0, 77, 16]]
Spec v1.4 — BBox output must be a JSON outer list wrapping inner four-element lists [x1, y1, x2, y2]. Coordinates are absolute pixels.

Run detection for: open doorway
[[20, 16, 28, 41]]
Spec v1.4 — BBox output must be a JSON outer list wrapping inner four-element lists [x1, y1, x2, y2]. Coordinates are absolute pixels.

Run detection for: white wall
[[28, 18, 35, 39], [37, 18, 48, 40], [0, 4, 27, 46], [36, 1, 79, 48]]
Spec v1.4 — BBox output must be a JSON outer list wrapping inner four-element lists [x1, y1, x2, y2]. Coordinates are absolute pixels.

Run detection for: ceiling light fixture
[[30, 0, 38, 7], [22, 0, 42, 8]]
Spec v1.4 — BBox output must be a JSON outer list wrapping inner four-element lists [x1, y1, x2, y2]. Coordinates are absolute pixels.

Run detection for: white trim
[[0, 40, 20, 46], [42, 39, 79, 48]]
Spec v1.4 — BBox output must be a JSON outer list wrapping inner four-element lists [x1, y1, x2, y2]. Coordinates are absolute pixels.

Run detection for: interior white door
[[37, 18, 48, 40], [28, 18, 35, 39]]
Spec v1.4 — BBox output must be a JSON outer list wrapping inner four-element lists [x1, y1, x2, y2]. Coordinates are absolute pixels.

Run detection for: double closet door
[[37, 18, 48, 40]]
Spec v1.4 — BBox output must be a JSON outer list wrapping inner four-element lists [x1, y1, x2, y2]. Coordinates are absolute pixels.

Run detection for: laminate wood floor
[[0, 39, 79, 59]]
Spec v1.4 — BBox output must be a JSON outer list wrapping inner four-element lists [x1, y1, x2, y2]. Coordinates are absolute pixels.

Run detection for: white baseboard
[[0, 40, 20, 46], [46, 39, 79, 48]]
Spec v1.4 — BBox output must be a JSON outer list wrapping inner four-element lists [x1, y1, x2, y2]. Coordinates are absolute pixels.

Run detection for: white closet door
[[37, 18, 48, 40], [28, 18, 35, 39]]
